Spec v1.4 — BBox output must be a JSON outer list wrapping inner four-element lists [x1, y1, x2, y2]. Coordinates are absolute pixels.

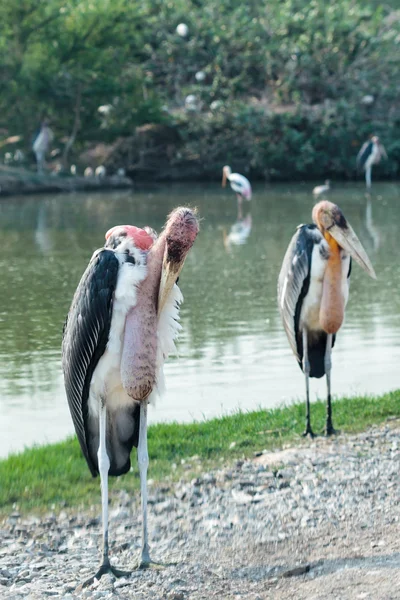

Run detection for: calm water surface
[[1, 182, 399, 457]]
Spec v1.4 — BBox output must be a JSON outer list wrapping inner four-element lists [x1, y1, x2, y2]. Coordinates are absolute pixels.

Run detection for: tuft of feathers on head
[[164, 207, 200, 257]]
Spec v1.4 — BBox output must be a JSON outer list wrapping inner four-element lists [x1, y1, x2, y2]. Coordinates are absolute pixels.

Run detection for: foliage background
[[0, 0, 399, 180]]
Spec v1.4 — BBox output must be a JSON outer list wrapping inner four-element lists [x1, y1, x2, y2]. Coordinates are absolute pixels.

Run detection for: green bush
[[172, 100, 400, 180], [0, 0, 399, 178]]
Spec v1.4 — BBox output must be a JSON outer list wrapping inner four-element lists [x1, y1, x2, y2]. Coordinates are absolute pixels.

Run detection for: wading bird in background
[[312, 180, 330, 198], [278, 201, 376, 437], [357, 135, 387, 189], [222, 165, 252, 219], [32, 119, 54, 174], [62, 207, 199, 586]]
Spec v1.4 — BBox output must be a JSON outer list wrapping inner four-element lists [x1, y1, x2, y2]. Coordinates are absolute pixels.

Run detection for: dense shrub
[[0, 0, 399, 179]]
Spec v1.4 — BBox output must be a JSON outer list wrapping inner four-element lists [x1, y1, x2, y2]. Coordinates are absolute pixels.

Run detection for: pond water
[[0, 182, 399, 457]]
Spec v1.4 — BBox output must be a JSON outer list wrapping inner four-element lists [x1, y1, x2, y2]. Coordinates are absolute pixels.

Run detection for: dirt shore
[[0, 166, 133, 196], [1, 422, 399, 599]]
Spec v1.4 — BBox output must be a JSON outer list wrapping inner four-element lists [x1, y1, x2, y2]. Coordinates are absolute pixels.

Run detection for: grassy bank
[[1, 390, 400, 515]]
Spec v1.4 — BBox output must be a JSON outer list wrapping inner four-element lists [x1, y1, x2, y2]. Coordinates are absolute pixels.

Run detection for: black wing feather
[[62, 249, 119, 476], [357, 141, 372, 171], [278, 224, 316, 362]]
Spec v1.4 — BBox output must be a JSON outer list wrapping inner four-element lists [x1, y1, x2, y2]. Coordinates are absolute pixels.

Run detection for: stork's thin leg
[[98, 401, 111, 568], [302, 329, 315, 438], [36, 152, 43, 174], [325, 334, 336, 436], [138, 400, 151, 568], [365, 166, 372, 189], [81, 401, 130, 588], [136, 400, 177, 570]]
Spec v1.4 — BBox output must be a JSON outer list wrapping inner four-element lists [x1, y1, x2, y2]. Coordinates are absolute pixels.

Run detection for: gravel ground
[[1, 421, 400, 599]]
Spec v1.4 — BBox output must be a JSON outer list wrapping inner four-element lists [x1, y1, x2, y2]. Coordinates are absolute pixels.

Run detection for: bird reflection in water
[[364, 193, 380, 252], [34, 202, 54, 255], [223, 213, 252, 252]]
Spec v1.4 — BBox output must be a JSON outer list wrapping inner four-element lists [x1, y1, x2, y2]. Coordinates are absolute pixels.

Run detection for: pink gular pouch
[[108, 225, 160, 403]]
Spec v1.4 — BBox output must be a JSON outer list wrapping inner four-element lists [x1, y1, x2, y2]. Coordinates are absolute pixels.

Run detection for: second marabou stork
[[278, 201, 376, 437], [222, 165, 252, 219], [62, 207, 199, 586], [357, 135, 387, 189]]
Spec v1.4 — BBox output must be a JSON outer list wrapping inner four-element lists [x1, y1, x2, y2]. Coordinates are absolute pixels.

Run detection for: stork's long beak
[[329, 223, 377, 279], [222, 169, 227, 188], [158, 252, 184, 315]]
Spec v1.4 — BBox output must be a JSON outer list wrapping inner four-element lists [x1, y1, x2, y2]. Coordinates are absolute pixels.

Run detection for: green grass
[[1, 391, 400, 515]]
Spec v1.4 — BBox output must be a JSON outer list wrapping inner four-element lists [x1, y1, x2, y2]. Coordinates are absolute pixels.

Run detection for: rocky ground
[[1, 422, 400, 599]]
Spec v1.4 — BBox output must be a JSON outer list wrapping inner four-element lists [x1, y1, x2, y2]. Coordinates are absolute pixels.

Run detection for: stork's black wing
[[357, 141, 372, 171], [61, 249, 119, 476], [278, 224, 318, 364]]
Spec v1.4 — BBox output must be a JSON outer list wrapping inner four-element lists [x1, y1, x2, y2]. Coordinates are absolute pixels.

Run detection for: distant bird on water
[[62, 207, 199, 586], [278, 201, 376, 437], [312, 180, 330, 198], [222, 165, 252, 219], [357, 135, 387, 189], [32, 119, 54, 174]]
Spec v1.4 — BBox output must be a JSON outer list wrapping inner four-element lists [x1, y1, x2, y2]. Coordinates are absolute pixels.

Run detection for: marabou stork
[[357, 135, 387, 189], [62, 207, 199, 585], [312, 180, 330, 198], [278, 201, 376, 437], [32, 119, 54, 174], [222, 165, 252, 219]]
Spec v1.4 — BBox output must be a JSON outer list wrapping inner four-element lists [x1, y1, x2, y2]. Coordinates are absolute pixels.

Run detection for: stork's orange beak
[[330, 223, 377, 279]]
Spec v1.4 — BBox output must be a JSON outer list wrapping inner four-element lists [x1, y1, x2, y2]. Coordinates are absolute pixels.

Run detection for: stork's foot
[[325, 423, 338, 436], [80, 563, 131, 589], [138, 555, 177, 570], [302, 426, 315, 439]]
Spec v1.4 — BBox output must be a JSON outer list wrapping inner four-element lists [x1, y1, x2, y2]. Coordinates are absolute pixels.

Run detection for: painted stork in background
[[357, 135, 387, 189], [222, 165, 252, 219], [278, 201, 376, 437], [32, 119, 54, 174], [62, 207, 199, 586], [312, 180, 330, 198]]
